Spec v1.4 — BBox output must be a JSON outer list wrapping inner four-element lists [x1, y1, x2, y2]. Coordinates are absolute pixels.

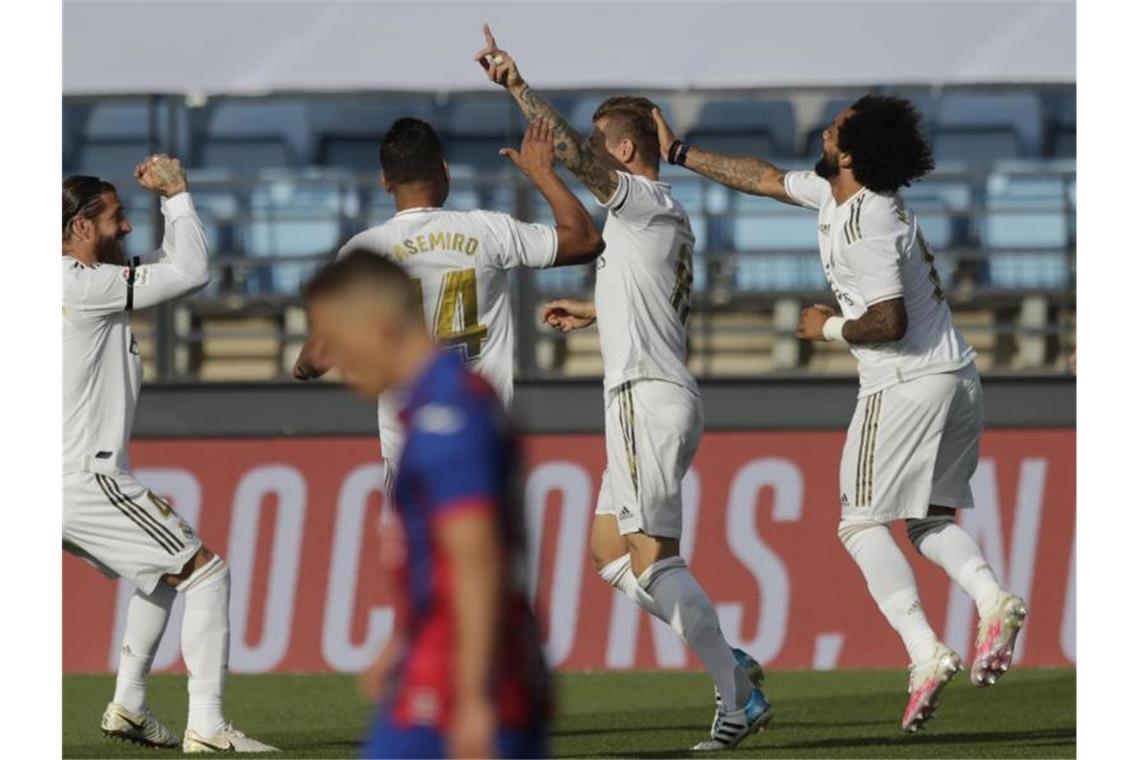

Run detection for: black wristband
[[666, 139, 683, 165], [676, 142, 691, 167]]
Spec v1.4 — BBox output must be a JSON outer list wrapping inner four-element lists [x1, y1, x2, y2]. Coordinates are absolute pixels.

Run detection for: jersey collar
[[394, 206, 443, 217]]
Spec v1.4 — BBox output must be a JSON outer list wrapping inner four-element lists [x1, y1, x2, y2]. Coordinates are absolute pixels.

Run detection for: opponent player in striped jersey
[[63, 157, 277, 752], [653, 96, 1028, 732], [476, 25, 772, 751], [303, 251, 549, 759]]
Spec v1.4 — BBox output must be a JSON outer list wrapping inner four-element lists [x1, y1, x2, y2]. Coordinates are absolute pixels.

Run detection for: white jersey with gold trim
[[594, 172, 698, 394], [783, 171, 976, 397], [337, 207, 558, 468]]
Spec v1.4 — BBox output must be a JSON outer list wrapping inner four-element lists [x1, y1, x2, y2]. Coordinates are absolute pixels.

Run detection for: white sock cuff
[[598, 554, 633, 586], [178, 555, 228, 594], [636, 556, 687, 592]]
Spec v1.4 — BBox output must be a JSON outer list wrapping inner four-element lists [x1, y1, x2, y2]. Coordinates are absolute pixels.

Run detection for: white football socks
[[637, 557, 751, 710], [599, 553, 665, 621], [178, 555, 231, 738], [113, 583, 176, 713], [839, 520, 940, 665], [910, 518, 1004, 618]]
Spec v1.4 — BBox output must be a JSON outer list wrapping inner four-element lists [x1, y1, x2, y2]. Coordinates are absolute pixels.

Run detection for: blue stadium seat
[[982, 160, 1070, 250], [689, 99, 796, 157], [443, 98, 517, 172], [729, 159, 817, 253], [904, 166, 973, 249], [198, 100, 312, 171], [75, 102, 160, 179], [988, 252, 1069, 289], [733, 252, 827, 291], [120, 190, 157, 260], [933, 92, 1043, 165], [312, 98, 436, 172], [1047, 91, 1076, 158], [245, 171, 350, 295]]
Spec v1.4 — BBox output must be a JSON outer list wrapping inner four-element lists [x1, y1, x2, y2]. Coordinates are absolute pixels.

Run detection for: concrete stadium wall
[[133, 375, 1074, 437]]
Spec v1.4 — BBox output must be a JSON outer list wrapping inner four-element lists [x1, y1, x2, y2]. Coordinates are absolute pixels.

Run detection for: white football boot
[[901, 643, 963, 732], [692, 687, 775, 751], [971, 592, 1029, 687], [183, 724, 280, 753], [100, 702, 179, 748]]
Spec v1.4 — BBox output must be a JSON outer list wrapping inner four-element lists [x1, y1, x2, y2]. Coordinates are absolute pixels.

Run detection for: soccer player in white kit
[[652, 96, 1029, 732], [476, 26, 772, 752], [62, 158, 277, 752], [294, 116, 603, 488]]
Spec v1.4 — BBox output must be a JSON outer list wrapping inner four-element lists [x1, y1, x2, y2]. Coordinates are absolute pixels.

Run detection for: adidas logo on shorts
[[619, 505, 634, 520]]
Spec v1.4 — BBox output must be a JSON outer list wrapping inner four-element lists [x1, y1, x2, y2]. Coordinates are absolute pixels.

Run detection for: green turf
[[63, 668, 1075, 758]]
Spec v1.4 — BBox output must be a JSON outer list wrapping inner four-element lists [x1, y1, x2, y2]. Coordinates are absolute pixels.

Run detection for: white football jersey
[[594, 172, 698, 394], [337, 207, 558, 464], [63, 193, 210, 474], [783, 171, 976, 397]]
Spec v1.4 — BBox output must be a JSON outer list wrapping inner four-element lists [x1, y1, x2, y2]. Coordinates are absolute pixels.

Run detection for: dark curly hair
[[837, 95, 934, 194], [380, 117, 446, 185]]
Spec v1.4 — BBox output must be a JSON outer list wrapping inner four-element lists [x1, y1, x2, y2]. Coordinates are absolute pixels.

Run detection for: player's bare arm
[[475, 23, 619, 202], [797, 299, 908, 344], [500, 117, 605, 265], [651, 107, 797, 205], [437, 509, 504, 759], [542, 299, 596, 333]]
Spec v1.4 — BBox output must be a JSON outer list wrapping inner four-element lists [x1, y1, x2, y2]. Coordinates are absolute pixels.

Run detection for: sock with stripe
[[908, 517, 1005, 618], [113, 583, 176, 713], [637, 557, 752, 710], [179, 555, 230, 738], [839, 519, 940, 665], [599, 554, 665, 621]]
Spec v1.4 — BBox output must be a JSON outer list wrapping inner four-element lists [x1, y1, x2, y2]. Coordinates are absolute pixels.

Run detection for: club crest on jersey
[[121, 266, 150, 287]]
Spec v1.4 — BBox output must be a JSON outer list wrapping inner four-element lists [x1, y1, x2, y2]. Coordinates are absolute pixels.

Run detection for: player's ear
[[839, 151, 854, 170], [619, 137, 636, 164], [442, 159, 451, 185], [380, 171, 393, 195]]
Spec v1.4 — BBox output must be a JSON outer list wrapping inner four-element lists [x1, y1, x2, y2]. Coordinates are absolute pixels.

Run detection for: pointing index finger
[[483, 22, 497, 49]]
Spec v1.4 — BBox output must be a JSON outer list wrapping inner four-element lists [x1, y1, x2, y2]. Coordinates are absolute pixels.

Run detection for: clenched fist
[[135, 154, 188, 198]]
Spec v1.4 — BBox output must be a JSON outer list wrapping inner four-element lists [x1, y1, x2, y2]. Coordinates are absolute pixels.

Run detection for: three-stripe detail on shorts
[[616, 381, 640, 499], [95, 474, 184, 555], [855, 391, 883, 507]]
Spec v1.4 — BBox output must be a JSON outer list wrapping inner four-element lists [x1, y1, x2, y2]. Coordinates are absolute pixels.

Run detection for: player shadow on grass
[[556, 726, 1076, 758]]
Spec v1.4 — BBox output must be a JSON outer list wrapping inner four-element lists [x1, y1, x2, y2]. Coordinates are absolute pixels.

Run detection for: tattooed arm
[[474, 24, 618, 202], [649, 107, 798, 205], [797, 299, 908, 344]]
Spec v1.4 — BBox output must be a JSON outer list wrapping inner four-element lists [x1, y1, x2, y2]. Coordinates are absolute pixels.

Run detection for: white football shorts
[[595, 379, 704, 539], [63, 469, 202, 594], [840, 363, 983, 523]]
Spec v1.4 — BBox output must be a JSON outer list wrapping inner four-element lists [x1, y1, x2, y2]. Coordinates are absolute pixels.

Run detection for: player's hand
[[499, 118, 556, 181], [473, 23, 523, 91], [542, 299, 597, 332], [358, 635, 402, 704], [651, 108, 679, 160], [796, 303, 837, 341], [449, 696, 496, 759], [134, 154, 188, 198]]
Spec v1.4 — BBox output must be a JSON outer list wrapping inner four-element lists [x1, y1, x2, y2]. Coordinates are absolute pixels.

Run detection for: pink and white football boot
[[971, 592, 1029, 687], [901, 643, 962, 733]]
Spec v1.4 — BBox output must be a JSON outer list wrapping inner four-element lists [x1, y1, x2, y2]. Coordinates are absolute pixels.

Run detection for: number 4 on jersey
[[412, 268, 489, 361]]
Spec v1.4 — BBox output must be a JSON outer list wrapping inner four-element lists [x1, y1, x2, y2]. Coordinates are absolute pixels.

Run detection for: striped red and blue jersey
[[388, 351, 548, 730]]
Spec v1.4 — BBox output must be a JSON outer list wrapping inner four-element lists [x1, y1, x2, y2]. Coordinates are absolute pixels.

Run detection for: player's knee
[[162, 545, 220, 588], [905, 515, 955, 550], [837, 518, 883, 552]]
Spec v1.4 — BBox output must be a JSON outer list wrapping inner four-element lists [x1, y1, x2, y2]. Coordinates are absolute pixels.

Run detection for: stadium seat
[[197, 100, 312, 171], [688, 98, 797, 158], [1046, 90, 1076, 158], [245, 171, 351, 295], [988, 252, 1070, 289], [733, 252, 827, 291], [75, 101, 163, 179], [313, 98, 437, 172], [982, 160, 1071, 250], [932, 92, 1043, 165], [443, 98, 517, 171], [730, 159, 817, 253], [905, 165, 973, 250]]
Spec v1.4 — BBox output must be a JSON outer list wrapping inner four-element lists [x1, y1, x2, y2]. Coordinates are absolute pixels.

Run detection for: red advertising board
[[63, 430, 1075, 674]]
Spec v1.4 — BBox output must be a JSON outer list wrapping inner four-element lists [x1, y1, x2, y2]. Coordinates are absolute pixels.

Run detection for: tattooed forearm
[[511, 83, 617, 202], [683, 147, 791, 202], [843, 299, 908, 344]]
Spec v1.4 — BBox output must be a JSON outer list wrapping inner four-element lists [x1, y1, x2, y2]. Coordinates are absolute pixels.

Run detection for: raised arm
[[474, 24, 619, 202], [650, 107, 798, 205], [499, 117, 605, 266]]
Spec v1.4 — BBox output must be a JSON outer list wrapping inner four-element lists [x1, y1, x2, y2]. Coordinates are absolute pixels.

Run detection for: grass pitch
[[63, 668, 1074, 758]]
